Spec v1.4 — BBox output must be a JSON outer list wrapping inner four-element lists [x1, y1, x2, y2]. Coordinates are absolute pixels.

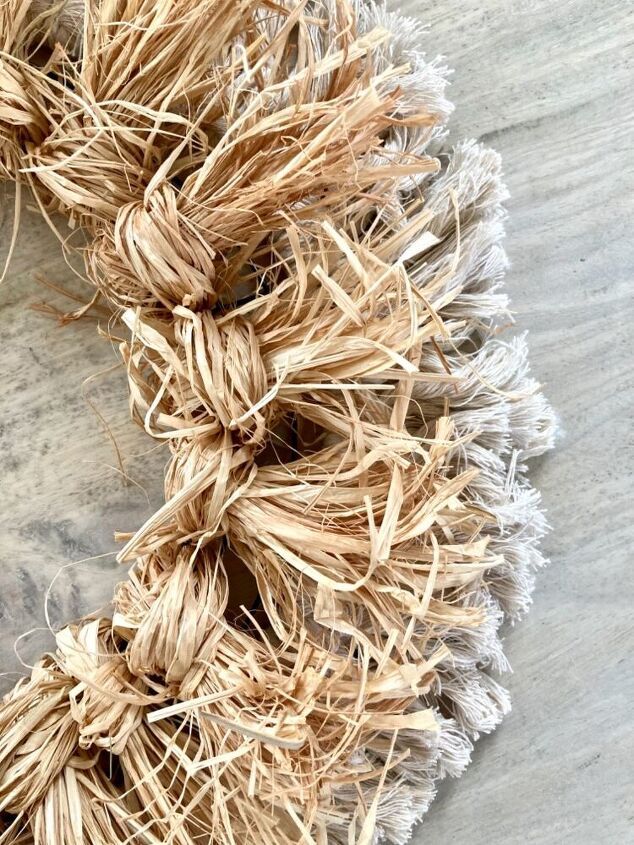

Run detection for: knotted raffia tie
[[0, 2, 555, 843]]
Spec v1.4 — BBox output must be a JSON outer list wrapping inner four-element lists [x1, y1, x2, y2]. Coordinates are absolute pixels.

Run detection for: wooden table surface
[[0, 1, 632, 842]]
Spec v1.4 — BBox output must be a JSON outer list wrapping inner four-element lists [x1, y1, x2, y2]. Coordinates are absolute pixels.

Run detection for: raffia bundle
[[0, 1, 556, 842]]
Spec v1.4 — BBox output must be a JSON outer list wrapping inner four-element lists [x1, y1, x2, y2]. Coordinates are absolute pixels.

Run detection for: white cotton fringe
[[326, 3, 557, 841]]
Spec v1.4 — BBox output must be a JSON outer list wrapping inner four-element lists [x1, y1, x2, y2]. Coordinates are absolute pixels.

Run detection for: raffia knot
[[0, 61, 47, 178], [124, 306, 276, 449], [202, 312, 274, 447], [114, 547, 227, 688], [91, 184, 218, 310]]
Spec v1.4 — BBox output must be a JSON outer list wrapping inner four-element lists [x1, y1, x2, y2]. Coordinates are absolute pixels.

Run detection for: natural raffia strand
[[0, 1, 556, 843]]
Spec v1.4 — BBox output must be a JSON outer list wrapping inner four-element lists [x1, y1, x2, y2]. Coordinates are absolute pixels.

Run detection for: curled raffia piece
[[0, 1, 555, 843]]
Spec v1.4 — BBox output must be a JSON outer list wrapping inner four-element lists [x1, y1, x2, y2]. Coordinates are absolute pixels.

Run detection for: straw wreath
[[0, 1, 555, 842]]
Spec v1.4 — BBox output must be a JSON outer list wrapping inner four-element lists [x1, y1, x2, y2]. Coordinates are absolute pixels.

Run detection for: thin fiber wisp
[[0, 2, 555, 843]]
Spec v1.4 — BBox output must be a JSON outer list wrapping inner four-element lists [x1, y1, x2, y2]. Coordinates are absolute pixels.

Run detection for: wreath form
[[0, 2, 555, 843]]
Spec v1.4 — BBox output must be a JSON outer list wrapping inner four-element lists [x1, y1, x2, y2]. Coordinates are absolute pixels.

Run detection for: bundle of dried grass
[[0, 1, 555, 842]]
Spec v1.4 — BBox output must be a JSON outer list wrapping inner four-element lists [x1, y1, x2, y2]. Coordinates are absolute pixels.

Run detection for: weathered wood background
[[0, 0, 632, 841]]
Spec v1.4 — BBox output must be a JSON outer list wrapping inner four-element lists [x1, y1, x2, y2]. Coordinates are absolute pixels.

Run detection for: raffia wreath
[[0, 1, 556, 843]]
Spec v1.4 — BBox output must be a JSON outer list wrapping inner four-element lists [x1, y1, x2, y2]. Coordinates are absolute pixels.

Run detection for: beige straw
[[0, 2, 555, 842]]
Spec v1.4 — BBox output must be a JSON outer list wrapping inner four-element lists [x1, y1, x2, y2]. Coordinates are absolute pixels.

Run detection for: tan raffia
[[0, 2, 556, 843]]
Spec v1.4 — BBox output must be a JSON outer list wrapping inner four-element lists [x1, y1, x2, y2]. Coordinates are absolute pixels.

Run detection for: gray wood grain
[[0, 1, 632, 842], [0, 200, 167, 681]]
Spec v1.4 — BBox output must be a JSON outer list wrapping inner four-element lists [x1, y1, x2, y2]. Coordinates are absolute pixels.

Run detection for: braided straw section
[[0, 2, 555, 843]]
